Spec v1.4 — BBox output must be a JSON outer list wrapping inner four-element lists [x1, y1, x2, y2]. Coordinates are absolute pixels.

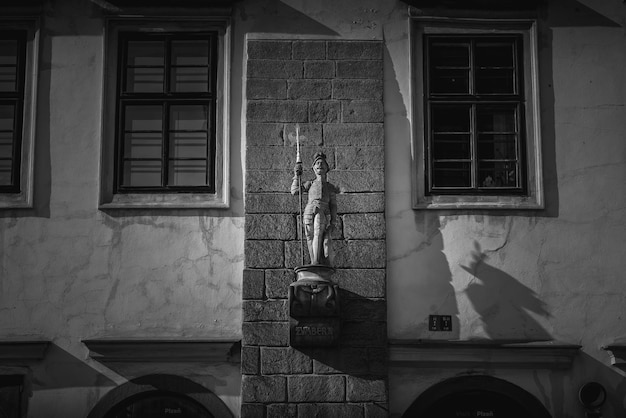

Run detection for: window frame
[[0, 19, 38, 209], [411, 17, 543, 210], [100, 17, 230, 209]]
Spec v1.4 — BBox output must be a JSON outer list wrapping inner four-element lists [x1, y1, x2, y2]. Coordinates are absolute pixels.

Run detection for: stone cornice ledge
[[83, 339, 241, 363], [0, 340, 50, 363], [601, 342, 626, 371], [389, 340, 581, 369]]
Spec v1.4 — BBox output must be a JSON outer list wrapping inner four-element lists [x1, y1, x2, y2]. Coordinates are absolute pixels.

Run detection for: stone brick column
[[243, 39, 387, 417]]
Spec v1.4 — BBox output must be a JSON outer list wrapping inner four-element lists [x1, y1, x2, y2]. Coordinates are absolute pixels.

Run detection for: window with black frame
[[0, 31, 26, 193], [425, 35, 526, 195], [115, 33, 218, 193]]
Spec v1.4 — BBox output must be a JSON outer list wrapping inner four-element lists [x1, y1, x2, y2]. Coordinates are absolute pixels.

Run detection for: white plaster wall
[[0, 0, 244, 416], [384, 0, 626, 416]]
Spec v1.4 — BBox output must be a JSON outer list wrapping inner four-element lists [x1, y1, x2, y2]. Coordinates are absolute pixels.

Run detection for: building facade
[[1, 0, 625, 417]]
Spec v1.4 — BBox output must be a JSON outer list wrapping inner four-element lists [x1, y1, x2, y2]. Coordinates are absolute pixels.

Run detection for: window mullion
[[163, 102, 170, 188], [469, 39, 477, 190]]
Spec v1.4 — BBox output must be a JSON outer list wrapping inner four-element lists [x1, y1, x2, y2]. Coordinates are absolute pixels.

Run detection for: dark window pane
[[475, 42, 514, 68], [0, 40, 18, 65], [0, 131, 13, 159], [124, 132, 162, 159], [127, 41, 164, 66], [0, 66, 17, 92], [170, 131, 207, 159], [0, 158, 11, 185], [125, 106, 163, 132], [431, 68, 469, 94], [433, 133, 471, 160], [0, 105, 15, 131], [171, 40, 209, 66], [126, 67, 164, 93], [432, 161, 471, 188], [476, 68, 515, 94], [171, 67, 209, 92], [432, 105, 471, 133], [168, 160, 207, 186], [430, 43, 470, 67], [170, 105, 208, 131], [478, 134, 518, 160], [477, 106, 516, 133], [122, 160, 162, 187], [478, 161, 518, 188]]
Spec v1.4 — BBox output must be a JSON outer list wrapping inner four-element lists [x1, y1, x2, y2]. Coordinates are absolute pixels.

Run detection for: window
[[101, 18, 230, 209], [412, 18, 543, 209], [0, 20, 38, 209]]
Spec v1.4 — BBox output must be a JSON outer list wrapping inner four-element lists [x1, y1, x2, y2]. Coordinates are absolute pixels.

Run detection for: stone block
[[242, 322, 290, 346], [328, 41, 382, 60], [284, 123, 323, 146], [288, 80, 331, 100], [247, 123, 285, 146], [333, 240, 386, 268], [305, 60, 335, 78], [346, 376, 387, 402], [268, 404, 298, 418], [323, 123, 384, 146], [332, 79, 383, 100], [246, 170, 293, 193], [365, 403, 389, 418], [336, 193, 384, 213], [243, 300, 289, 322], [247, 79, 287, 100], [261, 347, 313, 374], [242, 375, 287, 403], [246, 214, 297, 240], [342, 100, 384, 123], [330, 170, 384, 192], [243, 269, 265, 300], [248, 40, 292, 59], [266, 269, 297, 299], [245, 193, 298, 214], [245, 240, 284, 269], [246, 147, 298, 170], [247, 100, 308, 123], [340, 321, 386, 347], [241, 346, 260, 375], [335, 146, 385, 171], [342, 298, 386, 322], [336, 60, 383, 79], [343, 213, 385, 239], [284, 240, 310, 268], [298, 403, 364, 418], [312, 347, 368, 375], [241, 403, 265, 418], [288, 375, 345, 402], [309, 101, 341, 123], [293, 40, 326, 59], [247, 60, 302, 79], [333, 269, 385, 298]]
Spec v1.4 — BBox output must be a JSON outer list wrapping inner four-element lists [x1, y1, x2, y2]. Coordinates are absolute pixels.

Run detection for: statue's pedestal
[[289, 265, 340, 347]]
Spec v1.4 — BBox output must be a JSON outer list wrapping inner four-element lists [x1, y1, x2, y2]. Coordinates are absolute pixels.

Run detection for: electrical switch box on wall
[[429, 315, 452, 331]]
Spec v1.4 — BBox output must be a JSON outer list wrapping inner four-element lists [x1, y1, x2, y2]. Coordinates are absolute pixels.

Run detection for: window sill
[[0, 192, 33, 209], [99, 192, 229, 210], [389, 339, 580, 369], [413, 194, 544, 210]]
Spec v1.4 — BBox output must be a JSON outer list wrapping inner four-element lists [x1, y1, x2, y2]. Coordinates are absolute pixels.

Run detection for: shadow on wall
[[460, 241, 552, 341], [238, 0, 339, 36], [297, 289, 387, 380]]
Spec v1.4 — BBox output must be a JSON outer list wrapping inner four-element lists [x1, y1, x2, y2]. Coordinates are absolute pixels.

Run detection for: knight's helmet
[[311, 151, 330, 171]]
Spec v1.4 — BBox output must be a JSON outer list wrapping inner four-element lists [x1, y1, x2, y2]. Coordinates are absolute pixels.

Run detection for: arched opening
[[87, 374, 233, 418], [403, 375, 551, 418]]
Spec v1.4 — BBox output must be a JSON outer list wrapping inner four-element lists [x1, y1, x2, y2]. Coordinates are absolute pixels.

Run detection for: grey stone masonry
[[243, 39, 387, 417]]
